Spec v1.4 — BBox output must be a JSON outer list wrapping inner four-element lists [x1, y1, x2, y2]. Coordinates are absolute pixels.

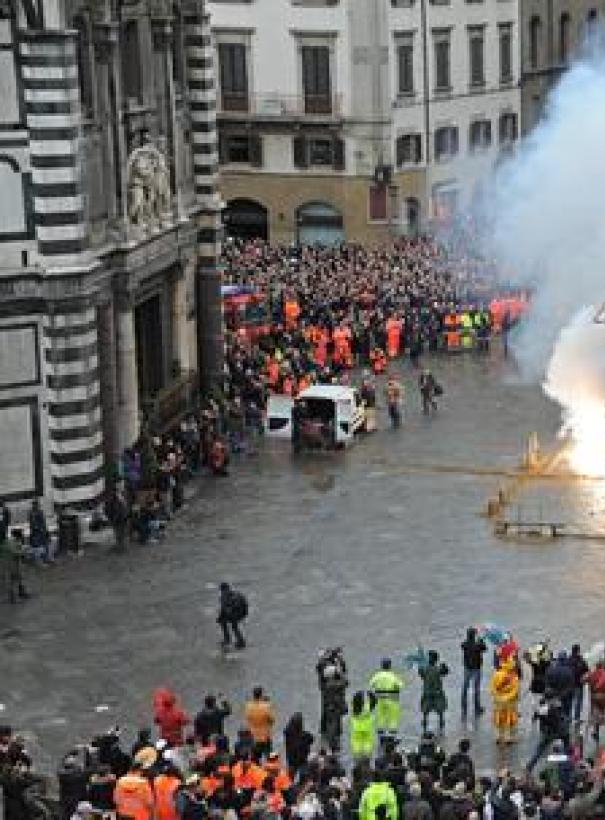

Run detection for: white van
[[265, 384, 366, 447]]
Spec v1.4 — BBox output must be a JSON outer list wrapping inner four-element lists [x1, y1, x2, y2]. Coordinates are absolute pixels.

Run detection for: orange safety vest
[[153, 774, 181, 820], [114, 773, 155, 820], [201, 773, 222, 797], [386, 318, 402, 358], [267, 359, 280, 387], [284, 300, 300, 329], [315, 332, 328, 367], [232, 761, 267, 791], [264, 764, 292, 792]]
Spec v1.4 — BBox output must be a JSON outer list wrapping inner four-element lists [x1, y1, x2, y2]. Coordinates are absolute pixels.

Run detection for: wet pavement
[[3, 349, 605, 777]]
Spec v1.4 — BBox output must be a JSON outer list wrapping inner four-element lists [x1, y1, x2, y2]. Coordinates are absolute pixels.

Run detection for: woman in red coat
[[153, 688, 190, 746]]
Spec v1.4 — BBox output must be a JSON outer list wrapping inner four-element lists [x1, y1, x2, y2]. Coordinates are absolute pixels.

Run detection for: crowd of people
[[2, 236, 523, 580], [222, 239, 524, 402], [4, 619, 605, 820], [99, 237, 521, 554]]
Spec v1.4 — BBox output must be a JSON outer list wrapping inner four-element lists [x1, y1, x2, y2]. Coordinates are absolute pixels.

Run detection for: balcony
[[218, 91, 343, 120]]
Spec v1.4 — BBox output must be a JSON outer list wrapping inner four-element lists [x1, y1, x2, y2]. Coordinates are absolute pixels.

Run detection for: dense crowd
[[4, 622, 605, 820], [221, 239, 522, 400]]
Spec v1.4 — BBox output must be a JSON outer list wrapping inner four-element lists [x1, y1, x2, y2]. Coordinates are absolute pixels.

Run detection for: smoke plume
[[483, 41, 605, 381]]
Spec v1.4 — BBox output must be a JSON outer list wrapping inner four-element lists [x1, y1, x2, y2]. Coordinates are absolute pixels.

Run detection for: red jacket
[[153, 688, 190, 746]]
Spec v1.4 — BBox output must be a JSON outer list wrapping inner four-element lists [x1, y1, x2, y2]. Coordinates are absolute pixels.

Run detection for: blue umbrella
[[403, 646, 429, 671], [477, 623, 510, 646]]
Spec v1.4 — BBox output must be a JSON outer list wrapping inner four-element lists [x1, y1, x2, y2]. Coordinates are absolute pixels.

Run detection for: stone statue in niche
[[127, 141, 173, 230]]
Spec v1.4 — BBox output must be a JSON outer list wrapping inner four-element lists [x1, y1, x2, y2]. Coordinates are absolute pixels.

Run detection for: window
[[529, 15, 541, 69], [73, 14, 94, 117], [469, 119, 491, 151], [218, 43, 249, 111], [391, 0, 414, 6], [499, 23, 513, 84], [219, 133, 263, 165], [291, 0, 338, 5], [293, 135, 345, 170], [499, 112, 518, 144], [587, 9, 598, 35], [396, 33, 414, 95], [468, 26, 485, 87], [559, 13, 571, 63], [121, 20, 142, 103], [309, 137, 334, 165], [433, 30, 451, 91], [396, 133, 422, 166], [369, 186, 388, 222], [434, 125, 458, 160], [302, 45, 332, 114]]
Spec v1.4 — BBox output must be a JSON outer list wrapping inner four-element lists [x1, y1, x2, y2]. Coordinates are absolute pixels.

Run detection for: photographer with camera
[[526, 692, 570, 773], [317, 648, 348, 752]]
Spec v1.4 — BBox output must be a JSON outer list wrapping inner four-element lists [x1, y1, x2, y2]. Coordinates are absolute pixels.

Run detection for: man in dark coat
[[218, 582, 246, 649], [194, 695, 232, 744]]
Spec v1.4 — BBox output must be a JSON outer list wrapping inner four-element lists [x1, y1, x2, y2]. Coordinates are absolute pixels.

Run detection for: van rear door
[[265, 395, 294, 439]]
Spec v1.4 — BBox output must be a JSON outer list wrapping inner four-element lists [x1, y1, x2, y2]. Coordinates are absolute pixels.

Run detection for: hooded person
[[489, 658, 520, 744], [153, 688, 190, 747]]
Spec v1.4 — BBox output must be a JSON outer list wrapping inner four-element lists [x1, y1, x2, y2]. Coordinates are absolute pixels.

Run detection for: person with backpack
[[218, 582, 247, 649]]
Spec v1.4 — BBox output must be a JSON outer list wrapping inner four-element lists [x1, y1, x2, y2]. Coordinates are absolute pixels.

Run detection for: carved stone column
[[152, 18, 180, 220], [116, 302, 140, 452], [94, 21, 129, 238]]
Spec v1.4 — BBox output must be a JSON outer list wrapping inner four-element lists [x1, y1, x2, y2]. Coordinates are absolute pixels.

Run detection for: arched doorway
[[223, 198, 268, 240], [296, 201, 344, 246]]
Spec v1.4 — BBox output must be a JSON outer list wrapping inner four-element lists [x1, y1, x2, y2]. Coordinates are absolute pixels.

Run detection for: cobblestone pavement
[[3, 351, 605, 776]]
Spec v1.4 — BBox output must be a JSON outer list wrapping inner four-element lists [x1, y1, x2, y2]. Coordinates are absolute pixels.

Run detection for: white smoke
[[483, 42, 605, 379], [478, 36, 605, 470]]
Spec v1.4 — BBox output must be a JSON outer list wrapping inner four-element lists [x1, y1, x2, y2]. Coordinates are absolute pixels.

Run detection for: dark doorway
[[223, 198, 268, 240], [406, 197, 420, 236], [135, 295, 164, 399], [296, 201, 344, 246]]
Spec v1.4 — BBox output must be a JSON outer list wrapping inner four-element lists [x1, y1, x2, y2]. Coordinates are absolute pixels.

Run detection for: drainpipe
[[420, 0, 430, 223]]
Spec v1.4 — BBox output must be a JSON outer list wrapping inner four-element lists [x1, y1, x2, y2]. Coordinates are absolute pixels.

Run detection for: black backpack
[[229, 591, 248, 622]]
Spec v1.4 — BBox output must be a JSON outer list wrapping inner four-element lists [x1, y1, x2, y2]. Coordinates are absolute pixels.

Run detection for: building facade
[[208, 0, 521, 242], [0, 0, 222, 512], [520, 0, 605, 134]]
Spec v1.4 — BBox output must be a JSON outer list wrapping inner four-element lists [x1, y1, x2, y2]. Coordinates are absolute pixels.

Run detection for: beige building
[[520, 0, 605, 133], [208, 0, 521, 243]]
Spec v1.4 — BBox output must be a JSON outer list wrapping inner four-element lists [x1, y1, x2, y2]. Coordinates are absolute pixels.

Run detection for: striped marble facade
[[43, 306, 105, 508], [19, 30, 103, 507], [184, 8, 218, 203], [19, 29, 89, 269], [184, 5, 223, 385]]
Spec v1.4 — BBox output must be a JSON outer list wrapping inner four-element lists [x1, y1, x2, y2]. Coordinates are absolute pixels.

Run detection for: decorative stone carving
[[127, 142, 172, 231]]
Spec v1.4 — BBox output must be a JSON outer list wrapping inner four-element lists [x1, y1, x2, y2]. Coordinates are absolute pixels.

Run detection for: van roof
[[298, 385, 357, 401]]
